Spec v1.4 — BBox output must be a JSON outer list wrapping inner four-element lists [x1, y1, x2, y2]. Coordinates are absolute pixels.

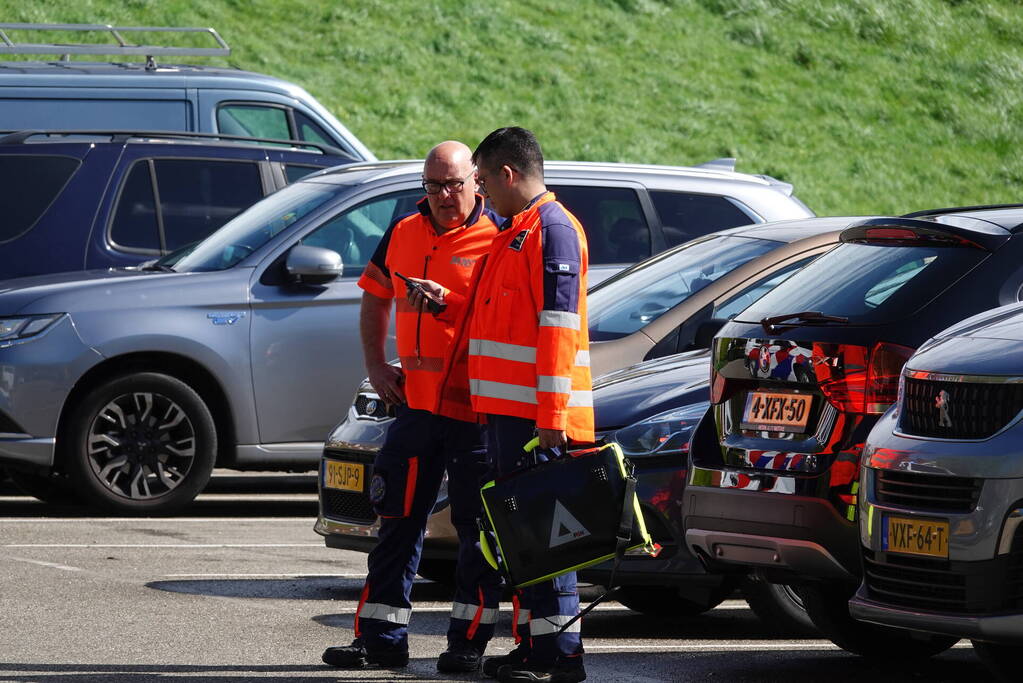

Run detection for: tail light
[[710, 366, 727, 404], [814, 342, 915, 415]]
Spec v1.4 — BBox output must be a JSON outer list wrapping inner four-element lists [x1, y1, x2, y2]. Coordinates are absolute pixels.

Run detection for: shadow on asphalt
[[146, 576, 457, 601]]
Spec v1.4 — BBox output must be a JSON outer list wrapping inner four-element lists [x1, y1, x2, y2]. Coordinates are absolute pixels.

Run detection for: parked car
[[0, 159, 811, 513], [683, 205, 1023, 659], [0, 23, 375, 161], [315, 216, 861, 628], [848, 301, 1023, 682], [0, 130, 357, 279]]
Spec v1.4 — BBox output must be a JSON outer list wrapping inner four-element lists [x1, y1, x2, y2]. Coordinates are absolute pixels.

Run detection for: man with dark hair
[[322, 141, 502, 674], [410, 127, 592, 683]]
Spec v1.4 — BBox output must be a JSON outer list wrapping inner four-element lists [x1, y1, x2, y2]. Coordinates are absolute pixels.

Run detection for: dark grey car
[[0, 160, 812, 513]]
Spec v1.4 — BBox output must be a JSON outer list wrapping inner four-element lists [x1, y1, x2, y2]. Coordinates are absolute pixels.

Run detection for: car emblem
[[935, 389, 953, 427], [207, 312, 245, 326], [364, 399, 379, 415]]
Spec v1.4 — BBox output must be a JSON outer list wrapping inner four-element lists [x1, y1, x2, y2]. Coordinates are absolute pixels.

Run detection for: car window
[[0, 154, 80, 243], [217, 104, 290, 140], [548, 185, 650, 265], [737, 244, 987, 324], [110, 162, 160, 251], [173, 181, 340, 272], [294, 110, 333, 146], [713, 256, 817, 320], [301, 189, 423, 277], [285, 164, 322, 184], [153, 159, 264, 252], [587, 235, 779, 341], [650, 191, 756, 248]]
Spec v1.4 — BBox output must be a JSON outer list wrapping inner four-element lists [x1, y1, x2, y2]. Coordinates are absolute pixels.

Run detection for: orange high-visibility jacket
[[358, 195, 498, 415], [438, 192, 594, 441]]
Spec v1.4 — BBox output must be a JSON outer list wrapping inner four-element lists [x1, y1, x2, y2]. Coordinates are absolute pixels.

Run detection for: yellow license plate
[[741, 391, 813, 432], [324, 460, 365, 492], [884, 515, 949, 559]]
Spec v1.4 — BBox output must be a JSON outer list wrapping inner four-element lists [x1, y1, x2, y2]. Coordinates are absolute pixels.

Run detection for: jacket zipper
[[415, 254, 430, 363]]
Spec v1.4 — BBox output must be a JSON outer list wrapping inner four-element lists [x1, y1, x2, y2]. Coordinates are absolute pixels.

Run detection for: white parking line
[[2, 543, 325, 548], [7, 556, 82, 571], [586, 643, 839, 652], [163, 572, 370, 578], [0, 516, 317, 522]]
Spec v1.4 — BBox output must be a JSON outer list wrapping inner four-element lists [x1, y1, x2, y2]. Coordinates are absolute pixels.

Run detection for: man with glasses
[[322, 141, 502, 673]]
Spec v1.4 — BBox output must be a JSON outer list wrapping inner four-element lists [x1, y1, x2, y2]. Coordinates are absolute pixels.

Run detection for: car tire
[[799, 582, 959, 659], [416, 558, 456, 585], [971, 640, 1015, 682], [8, 470, 80, 505], [615, 578, 737, 618], [741, 576, 817, 636], [65, 372, 217, 514]]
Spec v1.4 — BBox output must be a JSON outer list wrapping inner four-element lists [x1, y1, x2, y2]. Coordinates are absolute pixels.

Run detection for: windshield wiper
[[761, 311, 849, 334]]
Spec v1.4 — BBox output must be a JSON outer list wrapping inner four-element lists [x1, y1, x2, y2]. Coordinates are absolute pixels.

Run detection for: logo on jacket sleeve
[[509, 230, 529, 251], [549, 500, 591, 548]]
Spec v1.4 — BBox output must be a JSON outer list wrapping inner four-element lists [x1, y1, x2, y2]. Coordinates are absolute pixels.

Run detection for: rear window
[[650, 191, 756, 248], [549, 185, 650, 265], [0, 155, 80, 242], [736, 243, 986, 325]]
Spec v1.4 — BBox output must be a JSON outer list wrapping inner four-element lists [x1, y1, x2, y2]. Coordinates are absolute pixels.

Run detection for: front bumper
[[850, 589, 1023, 644], [0, 315, 102, 470]]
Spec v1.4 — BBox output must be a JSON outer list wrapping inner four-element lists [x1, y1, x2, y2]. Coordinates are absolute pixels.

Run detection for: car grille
[[863, 523, 1023, 614], [900, 376, 1023, 440], [875, 470, 982, 513], [321, 452, 376, 524]]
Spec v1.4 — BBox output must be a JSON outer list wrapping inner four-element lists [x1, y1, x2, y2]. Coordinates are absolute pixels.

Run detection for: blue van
[[0, 23, 376, 161]]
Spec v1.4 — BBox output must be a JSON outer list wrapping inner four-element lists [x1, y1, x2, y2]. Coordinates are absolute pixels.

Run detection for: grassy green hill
[[4, 0, 1022, 215]]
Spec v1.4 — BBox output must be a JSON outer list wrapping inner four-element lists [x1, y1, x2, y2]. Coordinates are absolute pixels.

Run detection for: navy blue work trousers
[[485, 414, 584, 665], [357, 405, 502, 652]]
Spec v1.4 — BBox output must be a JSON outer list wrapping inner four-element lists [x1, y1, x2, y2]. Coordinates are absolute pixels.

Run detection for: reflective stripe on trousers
[[358, 602, 412, 625], [529, 613, 582, 636], [451, 601, 499, 624]]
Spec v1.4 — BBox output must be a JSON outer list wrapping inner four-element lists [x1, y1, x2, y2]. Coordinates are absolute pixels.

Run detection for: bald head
[[422, 140, 478, 231]]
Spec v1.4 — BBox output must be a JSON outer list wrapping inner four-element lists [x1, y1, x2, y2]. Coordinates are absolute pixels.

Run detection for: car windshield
[[588, 235, 779, 341], [736, 243, 988, 325], [170, 182, 339, 272]]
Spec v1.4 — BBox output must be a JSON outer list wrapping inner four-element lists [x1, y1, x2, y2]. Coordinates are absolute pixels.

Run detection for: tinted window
[[285, 164, 321, 183], [294, 110, 333, 146], [217, 104, 290, 140], [110, 162, 160, 251], [549, 185, 650, 265], [0, 155, 80, 242], [650, 191, 755, 248], [737, 244, 987, 325], [713, 256, 816, 320], [302, 189, 422, 277], [588, 235, 778, 340], [0, 99, 188, 131], [154, 159, 263, 251]]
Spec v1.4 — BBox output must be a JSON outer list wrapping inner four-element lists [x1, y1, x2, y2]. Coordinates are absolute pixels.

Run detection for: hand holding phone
[[395, 272, 444, 314]]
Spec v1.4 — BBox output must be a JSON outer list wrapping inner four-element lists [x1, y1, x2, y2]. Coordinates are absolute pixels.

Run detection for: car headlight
[[0, 314, 64, 342], [612, 401, 710, 458]]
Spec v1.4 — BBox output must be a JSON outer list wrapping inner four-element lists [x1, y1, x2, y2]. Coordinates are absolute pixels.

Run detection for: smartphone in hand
[[395, 272, 443, 314]]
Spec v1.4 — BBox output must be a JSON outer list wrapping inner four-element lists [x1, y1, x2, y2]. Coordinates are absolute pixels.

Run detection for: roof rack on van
[[902, 203, 1023, 219], [0, 23, 229, 69], [0, 129, 352, 159]]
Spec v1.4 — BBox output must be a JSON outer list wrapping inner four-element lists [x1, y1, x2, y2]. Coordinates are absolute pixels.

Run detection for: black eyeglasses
[[422, 170, 475, 195]]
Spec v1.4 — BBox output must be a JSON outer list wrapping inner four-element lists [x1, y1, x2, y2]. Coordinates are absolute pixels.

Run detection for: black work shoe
[[437, 641, 485, 672], [322, 639, 409, 668], [482, 646, 529, 678], [497, 658, 586, 683]]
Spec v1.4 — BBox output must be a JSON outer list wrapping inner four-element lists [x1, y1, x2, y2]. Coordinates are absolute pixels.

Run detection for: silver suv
[[850, 301, 1023, 682], [0, 160, 811, 513]]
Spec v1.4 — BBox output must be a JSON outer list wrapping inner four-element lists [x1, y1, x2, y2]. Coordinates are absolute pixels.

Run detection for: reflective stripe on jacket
[[438, 192, 594, 441], [357, 195, 497, 415]]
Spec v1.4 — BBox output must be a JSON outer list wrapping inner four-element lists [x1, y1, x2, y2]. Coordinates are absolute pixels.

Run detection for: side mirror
[[285, 245, 343, 285]]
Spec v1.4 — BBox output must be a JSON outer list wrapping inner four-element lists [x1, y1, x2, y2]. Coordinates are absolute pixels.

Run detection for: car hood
[[0, 268, 247, 316], [593, 350, 711, 430]]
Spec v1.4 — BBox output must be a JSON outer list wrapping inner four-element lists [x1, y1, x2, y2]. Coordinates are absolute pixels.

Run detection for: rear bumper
[[849, 588, 1023, 644], [683, 484, 860, 581]]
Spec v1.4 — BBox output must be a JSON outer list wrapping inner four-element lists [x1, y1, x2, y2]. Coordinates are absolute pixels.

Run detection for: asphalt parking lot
[[0, 472, 993, 683]]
